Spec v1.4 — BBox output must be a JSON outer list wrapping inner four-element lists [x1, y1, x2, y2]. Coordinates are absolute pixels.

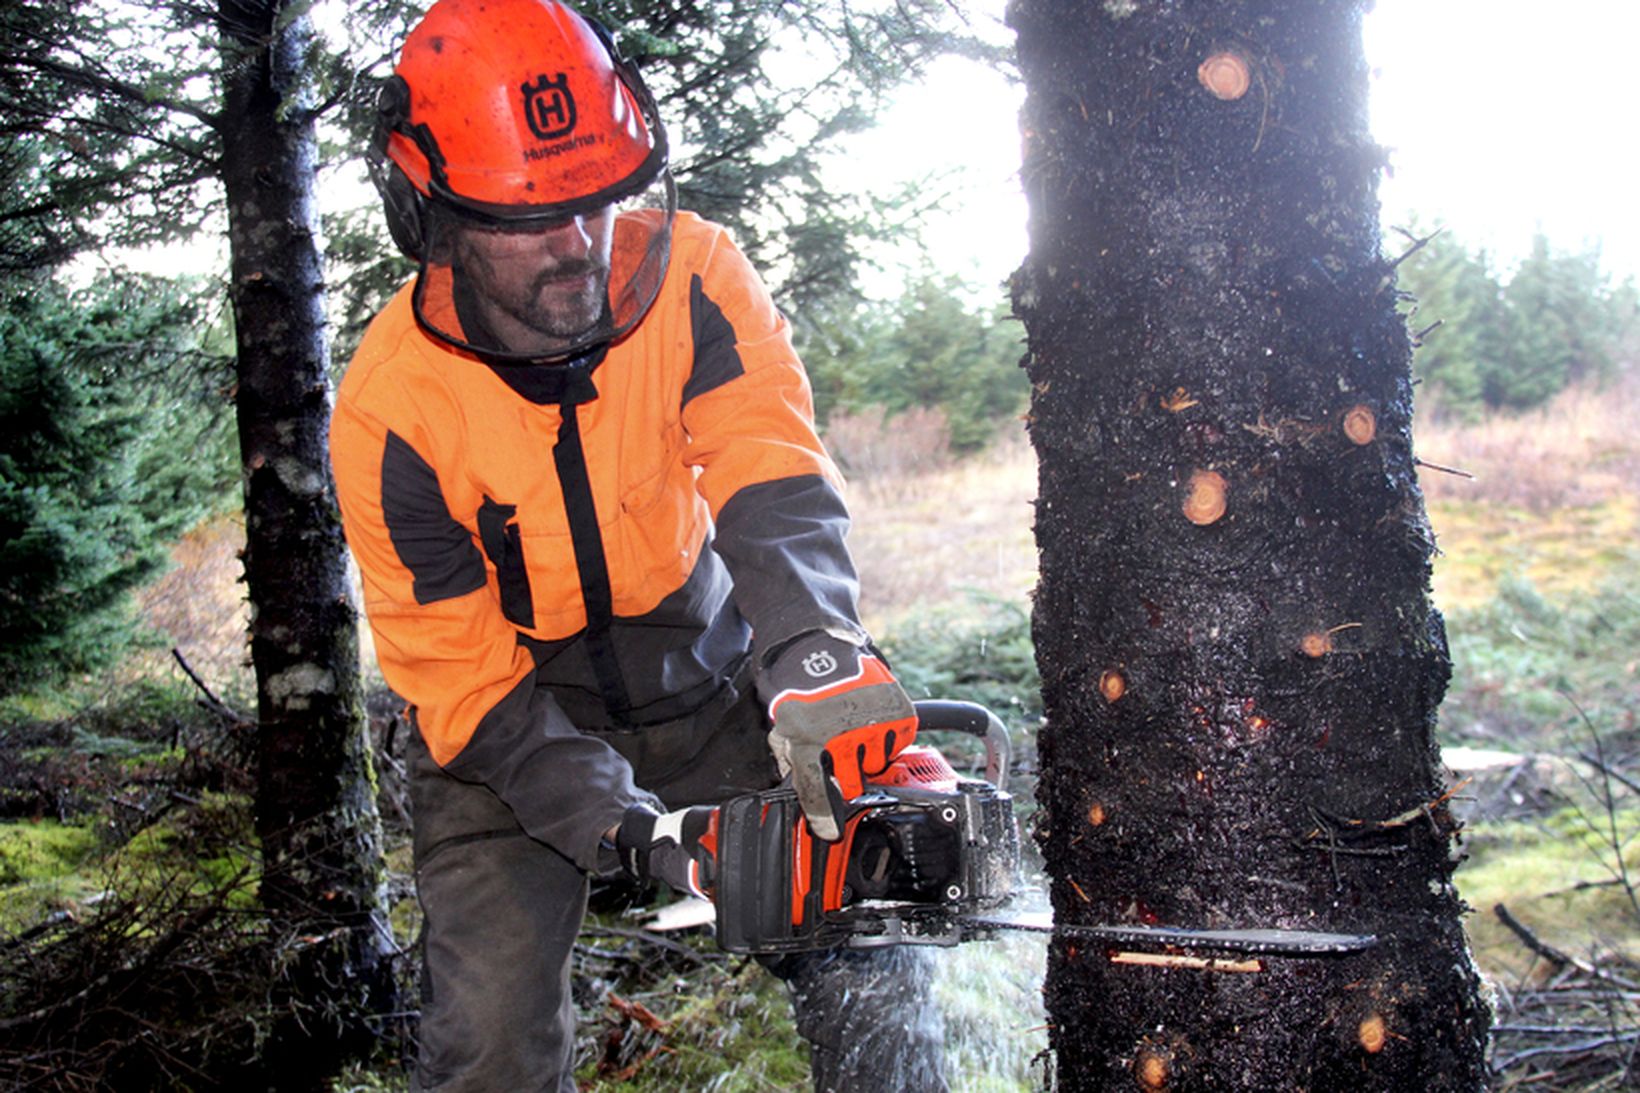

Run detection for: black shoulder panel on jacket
[[682, 273, 746, 407], [382, 430, 488, 605]]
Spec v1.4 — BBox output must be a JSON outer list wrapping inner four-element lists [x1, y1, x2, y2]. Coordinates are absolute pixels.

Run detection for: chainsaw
[[711, 700, 1378, 961]]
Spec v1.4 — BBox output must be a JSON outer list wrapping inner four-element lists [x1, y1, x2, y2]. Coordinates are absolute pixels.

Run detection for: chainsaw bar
[[960, 910, 1377, 956]]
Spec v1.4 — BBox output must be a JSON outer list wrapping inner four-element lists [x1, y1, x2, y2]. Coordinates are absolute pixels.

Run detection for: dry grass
[[130, 376, 1636, 679], [1416, 375, 1640, 610], [845, 429, 1038, 633], [133, 515, 253, 698], [1416, 376, 1640, 513], [847, 375, 1640, 628], [823, 405, 957, 483]]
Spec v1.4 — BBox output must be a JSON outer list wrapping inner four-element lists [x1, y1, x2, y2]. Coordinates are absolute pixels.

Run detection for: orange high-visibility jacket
[[330, 213, 862, 868]]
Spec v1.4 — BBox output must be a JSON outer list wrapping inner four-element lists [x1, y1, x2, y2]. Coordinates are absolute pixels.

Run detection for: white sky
[[845, 0, 1640, 298], [113, 1, 1640, 298], [1365, 0, 1640, 279]]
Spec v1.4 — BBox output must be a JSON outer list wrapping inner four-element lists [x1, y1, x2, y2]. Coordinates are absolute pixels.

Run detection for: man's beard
[[498, 259, 610, 339]]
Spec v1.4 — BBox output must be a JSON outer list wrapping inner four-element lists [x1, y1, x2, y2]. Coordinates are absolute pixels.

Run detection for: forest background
[[1, 0, 1637, 1088]]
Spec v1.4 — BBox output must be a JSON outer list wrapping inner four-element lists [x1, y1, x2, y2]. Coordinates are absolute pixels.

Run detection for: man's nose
[[540, 216, 592, 262]]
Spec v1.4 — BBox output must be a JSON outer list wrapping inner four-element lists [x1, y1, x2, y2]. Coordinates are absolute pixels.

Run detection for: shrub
[[1399, 225, 1636, 417], [1441, 569, 1640, 751], [823, 404, 953, 481], [802, 274, 1027, 454], [880, 593, 1042, 740], [0, 273, 233, 692]]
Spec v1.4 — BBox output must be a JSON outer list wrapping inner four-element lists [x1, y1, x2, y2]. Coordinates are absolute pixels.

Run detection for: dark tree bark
[[219, 0, 394, 1079], [1010, 2, 1490, 1089]]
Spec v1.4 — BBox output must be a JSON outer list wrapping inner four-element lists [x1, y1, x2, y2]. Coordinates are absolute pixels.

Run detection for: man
[[328, 1, 947, 1089]]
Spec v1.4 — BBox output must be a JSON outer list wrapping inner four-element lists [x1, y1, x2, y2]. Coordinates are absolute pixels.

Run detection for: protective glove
[[762, 630, 917, 841], [613, 804, 719, 900]]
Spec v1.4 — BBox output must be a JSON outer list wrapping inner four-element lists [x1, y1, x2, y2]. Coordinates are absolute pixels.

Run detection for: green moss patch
[[1430, 496, 1638, 610], [0, 820, 106, 931], [109, 793, 257, 906], [1457, 807, 1640, 981]]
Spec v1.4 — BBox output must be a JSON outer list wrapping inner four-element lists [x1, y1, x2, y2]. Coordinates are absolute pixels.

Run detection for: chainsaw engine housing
[[715, 702, 1019, 954]]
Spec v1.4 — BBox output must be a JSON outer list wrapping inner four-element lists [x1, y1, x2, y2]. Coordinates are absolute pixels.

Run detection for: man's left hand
[[762, 630, 917, 841], [612, 805, 719, 899]]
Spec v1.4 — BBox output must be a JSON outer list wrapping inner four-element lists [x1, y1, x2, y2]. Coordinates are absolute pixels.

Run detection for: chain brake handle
[[891, 700, 1011, 792], [818, 700, 1011, 825]]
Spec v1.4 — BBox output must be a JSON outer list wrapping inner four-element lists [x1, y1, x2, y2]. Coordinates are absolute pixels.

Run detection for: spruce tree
[[0, 275, 230, 690], [1011, 1, 1490, 1086]]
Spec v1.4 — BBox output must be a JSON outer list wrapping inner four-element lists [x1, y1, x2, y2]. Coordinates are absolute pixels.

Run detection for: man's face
[[451, 209, 615, 356]]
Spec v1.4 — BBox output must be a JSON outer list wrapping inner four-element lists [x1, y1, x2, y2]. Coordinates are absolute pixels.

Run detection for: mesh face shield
[[376, 0, 677, 362], [411, 169, 675, 362]]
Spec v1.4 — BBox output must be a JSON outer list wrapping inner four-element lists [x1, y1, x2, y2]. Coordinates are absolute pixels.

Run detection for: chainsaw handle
[[911, 701, 1010, 791]]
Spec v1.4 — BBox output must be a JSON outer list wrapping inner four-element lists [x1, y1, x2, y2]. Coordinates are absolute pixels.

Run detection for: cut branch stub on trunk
[[1197, 50, 1252, 101], [1181, 469, 1227, 525]]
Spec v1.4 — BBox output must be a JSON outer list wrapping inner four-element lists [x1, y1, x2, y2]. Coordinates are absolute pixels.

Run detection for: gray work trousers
[[406, 690, 948, 1092]]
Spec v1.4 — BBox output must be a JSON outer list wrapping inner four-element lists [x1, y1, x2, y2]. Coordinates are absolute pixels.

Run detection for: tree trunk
[[219, 0, 394, 1079], [1010, 2, 1490, 1089]]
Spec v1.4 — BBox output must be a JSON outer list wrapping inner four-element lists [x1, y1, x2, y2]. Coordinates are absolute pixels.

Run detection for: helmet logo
[[523, 73, 577, 141]]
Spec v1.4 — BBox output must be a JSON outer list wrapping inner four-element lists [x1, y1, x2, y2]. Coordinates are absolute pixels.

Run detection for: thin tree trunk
[[218, 0, 394, 1079], [1010, 2, 1490, 1088]]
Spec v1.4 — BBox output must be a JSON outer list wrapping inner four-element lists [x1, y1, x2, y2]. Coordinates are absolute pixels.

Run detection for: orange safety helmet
[[373, 0, 675, 362]]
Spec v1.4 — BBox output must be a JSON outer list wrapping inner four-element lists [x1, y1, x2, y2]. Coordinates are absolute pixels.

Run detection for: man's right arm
[[330, 396, 658, 871]]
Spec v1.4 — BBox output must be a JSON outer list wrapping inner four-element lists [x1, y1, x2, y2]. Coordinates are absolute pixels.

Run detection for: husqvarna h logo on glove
[[801, 649, 838, 679], [523, 73, 576, 140]]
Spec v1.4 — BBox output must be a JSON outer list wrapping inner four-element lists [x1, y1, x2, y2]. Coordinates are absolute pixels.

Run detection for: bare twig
[[1512, 989, 1640, 1003], [0, 890, 235, 1032], [1297, 786, 1461, 887], [374, 748, 415, 831], [1298, 802, 1412, 890], [1364, 778, 1472, 830], [1496, 1031, 1640, 1071], [1577, 750, 1640, 798], [1494, 904, 1640, 990], [1559, 693, 1640, 924], [1296, 843, 1405, 858], [171, 648, 247, 726], [0, 910, 77, 952], [1388, 226, 1443, 269], [1494, 903, 1592, 974], [1496, 1024, 1640, 1037], [1540, 877, 1623, 900], [1414, 457, 1476, 480]]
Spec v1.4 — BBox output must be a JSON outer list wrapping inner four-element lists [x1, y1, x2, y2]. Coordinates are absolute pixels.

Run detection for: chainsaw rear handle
[[911, 700, 1009, 792]]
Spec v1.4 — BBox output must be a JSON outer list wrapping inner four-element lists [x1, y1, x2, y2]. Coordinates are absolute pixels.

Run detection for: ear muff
[[371, 75, 427, 261]]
